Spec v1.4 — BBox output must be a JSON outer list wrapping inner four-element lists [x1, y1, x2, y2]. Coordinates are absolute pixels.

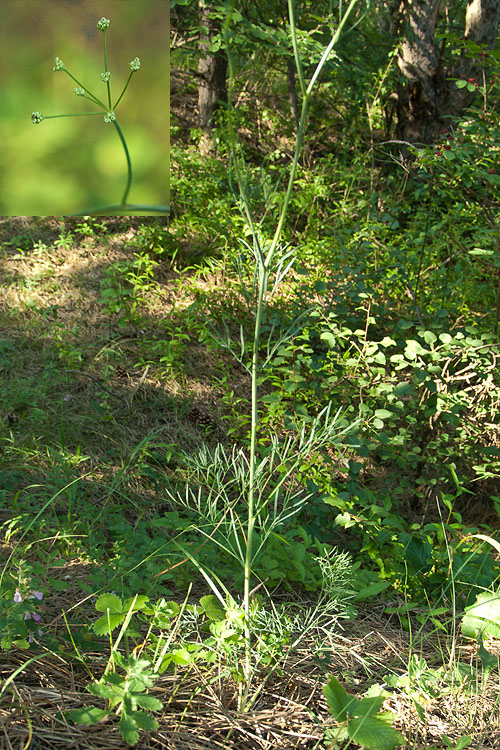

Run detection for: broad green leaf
[[404, 340, 426, 359], [462, 592, 500, 638], [133, 710, 159, 731], [393, 381, 413, 396], [261, 392, 281, 404], [348, 715, 404, 749], [171, 648, 194, 666], [88, 680, 121, 700], [95, 593, 123, 614], [93, 613, 126, 635], [353, 695, 386, 716], [120, 710, 139, 746], [163, 601, 180, 618], [323, 676, 356, 721], [380, 337, 396, 347], [334, 512, 357, 528], [399, 533, 432, 573], [422, 330, 437, 345], [374, 409, 393, 420], [200, 595, 226, 621], [68, 706, 108, 725], [11, 639, 30, 649], [314, 280, 327, 292], [135, 694, 163, 711], [468, 247, 493, 257], [439, 333, 452, 344], [123, 595, 149, 612], [354, 581, 391, 601], [320, 331, 336, 348]]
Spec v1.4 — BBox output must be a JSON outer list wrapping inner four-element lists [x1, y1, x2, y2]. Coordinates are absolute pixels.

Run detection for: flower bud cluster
[[53, 57, 65, 71], [129, 57, 141, 72], [104, 111, 116, 123], [31, 111, 44, 124], [97, 17, 110, 31], [100, 72, 111, 83], [73, 87, 85, 96]]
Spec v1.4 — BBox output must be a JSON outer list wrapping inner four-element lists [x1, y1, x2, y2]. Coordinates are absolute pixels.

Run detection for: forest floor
[[0, 217, 499, 749]]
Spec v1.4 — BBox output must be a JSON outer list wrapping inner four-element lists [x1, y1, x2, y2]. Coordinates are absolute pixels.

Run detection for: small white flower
[[100, 72, 111, 83], [73, 87, 85, 96], [129, 57, 141, 72], [97, 17, 110, 31], [104, 111, 116, 123], [53, 57, 64, 71], [31, 112, 43, 124]]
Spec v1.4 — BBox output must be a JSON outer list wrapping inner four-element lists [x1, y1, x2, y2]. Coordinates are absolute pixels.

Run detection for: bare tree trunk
[[197, 0, 227, 147], [395, 0, 500, 143]]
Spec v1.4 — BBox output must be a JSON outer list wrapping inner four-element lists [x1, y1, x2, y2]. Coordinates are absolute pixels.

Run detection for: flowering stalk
[[223, 0, 359, 700], [31, 16, 156, 214]]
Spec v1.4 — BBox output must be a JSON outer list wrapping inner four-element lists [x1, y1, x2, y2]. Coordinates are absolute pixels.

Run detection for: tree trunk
[[395, 0, 500, 143], [197, 0, 227, 141]]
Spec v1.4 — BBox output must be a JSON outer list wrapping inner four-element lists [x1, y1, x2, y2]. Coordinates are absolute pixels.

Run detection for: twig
[[65, 369, 127, 403]]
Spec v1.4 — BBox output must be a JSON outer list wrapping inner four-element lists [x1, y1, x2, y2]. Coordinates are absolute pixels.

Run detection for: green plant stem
[[225, 0, 360, 697], [62, 69, 106, 108], [103, 30, 112, 109], [43, 112, 103, 120], [114, 72, 134, 109], [112, 119, 132, 205], [243, 264, 268, 683]]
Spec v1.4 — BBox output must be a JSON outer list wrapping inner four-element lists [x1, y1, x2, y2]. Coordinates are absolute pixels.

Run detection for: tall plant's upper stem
[[113, 119, 133, 206]]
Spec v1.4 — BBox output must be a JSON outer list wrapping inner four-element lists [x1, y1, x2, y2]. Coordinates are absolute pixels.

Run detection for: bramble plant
[[31, 17, 169, 216]]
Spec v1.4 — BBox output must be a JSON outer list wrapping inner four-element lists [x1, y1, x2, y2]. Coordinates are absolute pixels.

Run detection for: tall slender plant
[[160, 0, 361, 703], [222, 0, 360, 683]]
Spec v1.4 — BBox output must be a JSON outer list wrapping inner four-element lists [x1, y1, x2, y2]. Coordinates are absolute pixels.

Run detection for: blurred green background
[[0, 0, 169, 215]]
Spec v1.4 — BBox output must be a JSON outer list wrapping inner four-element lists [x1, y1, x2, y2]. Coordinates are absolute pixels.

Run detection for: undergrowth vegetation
[[2, 4, 500, 749]]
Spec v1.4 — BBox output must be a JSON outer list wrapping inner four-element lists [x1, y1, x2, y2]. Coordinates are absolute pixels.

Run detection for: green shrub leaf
[[348, 715, 404, 749], [67, 706, 108, 726]]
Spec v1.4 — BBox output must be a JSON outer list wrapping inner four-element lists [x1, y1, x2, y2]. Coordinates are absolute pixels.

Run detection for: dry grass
[[1, 604, 499, 749]]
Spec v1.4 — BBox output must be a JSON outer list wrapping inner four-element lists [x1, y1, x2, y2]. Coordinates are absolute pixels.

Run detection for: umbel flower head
[[97, 17, 110, 31], [73, 87, 85, 96], [31, 112, 44, 124], [129, 57, 141, 72], [53, 57, 65, 72], [100, 72, 111, 83], [104, 111, 116, 123]]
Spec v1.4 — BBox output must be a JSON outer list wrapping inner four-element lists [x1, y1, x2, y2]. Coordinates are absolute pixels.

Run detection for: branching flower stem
[[114, 73, 134, 110], [61, 68, 106, 108], [102, 28, 112, 109], [32, 17, 158, 214]]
